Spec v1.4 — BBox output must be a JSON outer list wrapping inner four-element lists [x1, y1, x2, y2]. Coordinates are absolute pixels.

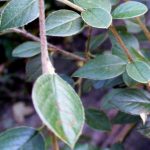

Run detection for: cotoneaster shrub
[[0, 0, 150, 150]]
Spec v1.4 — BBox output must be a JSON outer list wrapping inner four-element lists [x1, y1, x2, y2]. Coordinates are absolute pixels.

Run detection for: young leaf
[[32, 74, 85, 148], [12, 42, 40, 58], [107, 89, 150, 116], [73, 54, 126, 80], [74, 0, 112, 12], [46, 10, 84, 37], [0, 0, 39, 31], [112, 1, 148, 19], [81, 8, 112, 29], [85, 109, 111, 131], [126, 61, 150, 83], [0, 127, 45, 150]]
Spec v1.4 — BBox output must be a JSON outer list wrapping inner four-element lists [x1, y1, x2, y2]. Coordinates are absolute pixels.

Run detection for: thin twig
[[52, 133, 60, 150], [109, 25, 133, 62], [11, 28, 86, 62], [57, 0, 84, 12], [136, 17, 150, 41], [113, 124, 135, 143], [39, 0, 55, 74]]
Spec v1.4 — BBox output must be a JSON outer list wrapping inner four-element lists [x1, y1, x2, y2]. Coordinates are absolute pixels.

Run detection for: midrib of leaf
[[1, 0, 36, 28], [46, 15, 80, 31]]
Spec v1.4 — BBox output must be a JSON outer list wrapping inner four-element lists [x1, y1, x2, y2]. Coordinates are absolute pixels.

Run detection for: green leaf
[[126, 61, 150, 83], [12, 42, 40, 58], [108, 89, 150, 116], [0, 0, 39, 31], [90, 33, 107, 51], [112, 1, 148, 19], [85, 109, 111, 131], [112, 111, 140, 124], [125, 19, 141, 34], [74, 0, 111, 12], [26, 55, 42, 81], [46, 10, 84, 37], [81, 8, 112, 29], [101, 89, 123, 110], [73, 54, 126, 80], [32, 74, 85, 148], [122, 71, 139, 87], [93, 76, 123, 89], [0, 127, 45, 150]]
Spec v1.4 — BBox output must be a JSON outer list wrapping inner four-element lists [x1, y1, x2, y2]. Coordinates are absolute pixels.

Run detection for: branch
[[109, 25, 133, 62], [39, 0, 55, 74], [136, 17, 150, 42], [57, 0, 84, 12], [11, 28, 86, 62], [38, 0, 59, 149], [52, 133, 59, 150]]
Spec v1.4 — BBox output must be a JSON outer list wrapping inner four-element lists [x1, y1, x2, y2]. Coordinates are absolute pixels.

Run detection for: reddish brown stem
[[11, 28, 87, 62], [109, 25, 133, 62]]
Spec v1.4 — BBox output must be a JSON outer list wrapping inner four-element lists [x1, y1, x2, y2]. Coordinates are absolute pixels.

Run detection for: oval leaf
[[73, 54, 126, 80], [0, 0, 39, 31], [0, 127, 45, 150], [86, 109, 111, 131], [46, 10, 84, 37], [74, 0, 111, 12], [108, 89, 150, 116], [112, 1, 148, 19], [32, 74, 85, 148], [81, 8, 112, 28], [12, 42, 41, 58], [126, 61, 150, 83]]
